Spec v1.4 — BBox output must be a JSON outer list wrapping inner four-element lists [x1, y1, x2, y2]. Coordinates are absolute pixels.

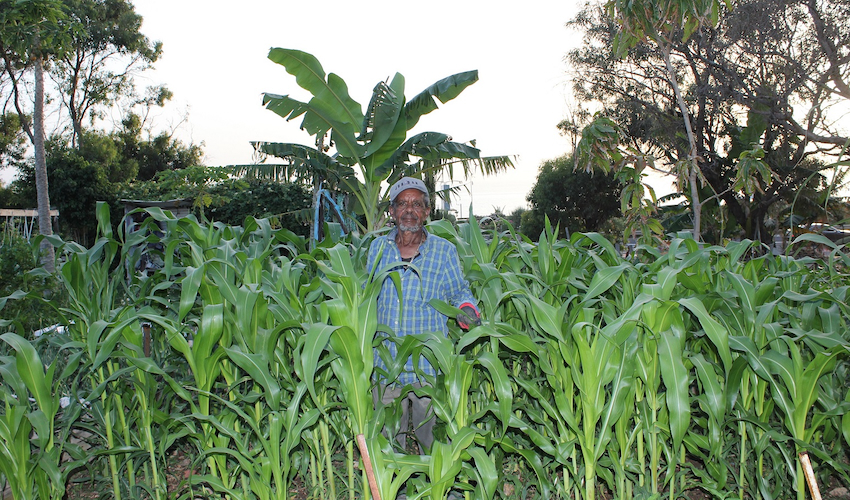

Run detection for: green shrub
[[206, 179, 311, 235], [0, 234, 66, 335]]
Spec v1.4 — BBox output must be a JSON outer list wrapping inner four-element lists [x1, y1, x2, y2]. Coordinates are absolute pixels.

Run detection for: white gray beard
[[397, 222, 423, 233]]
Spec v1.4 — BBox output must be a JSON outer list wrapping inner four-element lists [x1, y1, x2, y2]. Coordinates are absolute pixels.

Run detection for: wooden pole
[[356, 434, 382, 500], [142, 322, 151, 357], [799, 452, 822, 500]]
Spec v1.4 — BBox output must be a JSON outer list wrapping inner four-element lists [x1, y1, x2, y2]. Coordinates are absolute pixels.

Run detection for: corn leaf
[[658, 325, 690, 452], [1, 333, 55, 418], [680, 296, 732, 372]]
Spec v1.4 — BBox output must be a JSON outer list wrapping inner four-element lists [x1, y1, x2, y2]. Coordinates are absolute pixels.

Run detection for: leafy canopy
[[523, 154, 623, 240]]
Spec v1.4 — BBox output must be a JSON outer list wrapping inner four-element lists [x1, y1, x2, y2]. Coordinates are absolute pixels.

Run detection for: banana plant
[[252, 48, 513, 233]]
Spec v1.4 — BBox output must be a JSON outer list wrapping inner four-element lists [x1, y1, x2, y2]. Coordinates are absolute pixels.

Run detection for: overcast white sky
[[125, 0, 595, 216]]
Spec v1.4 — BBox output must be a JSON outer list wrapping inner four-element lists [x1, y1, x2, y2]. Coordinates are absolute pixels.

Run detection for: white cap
[[389, 177, 428, 203]]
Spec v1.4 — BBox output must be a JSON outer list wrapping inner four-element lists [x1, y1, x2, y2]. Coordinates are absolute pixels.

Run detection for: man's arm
[[442, 244, 480, 328]]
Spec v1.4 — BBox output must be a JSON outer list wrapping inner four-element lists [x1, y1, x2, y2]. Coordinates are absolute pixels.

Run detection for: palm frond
[[225, 162, 308, 184], [427, 155, 515, 181], [377, 131, 514, 182], [226, 142, 357, 190], [375, 132, 453, 177]]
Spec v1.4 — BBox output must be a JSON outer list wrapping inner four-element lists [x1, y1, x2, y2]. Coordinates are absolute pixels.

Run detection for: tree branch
[[1, 47, 34, 144], [806, 0, 850, 100]]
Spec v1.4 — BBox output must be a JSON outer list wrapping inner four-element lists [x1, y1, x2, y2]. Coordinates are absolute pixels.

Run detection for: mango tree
[[608, 0, 732, 242]]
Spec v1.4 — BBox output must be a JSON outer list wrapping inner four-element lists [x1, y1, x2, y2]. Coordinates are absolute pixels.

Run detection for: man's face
[[390, 188, 428, 233]]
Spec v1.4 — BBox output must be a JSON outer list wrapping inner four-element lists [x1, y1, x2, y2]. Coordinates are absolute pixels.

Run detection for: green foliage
[[76, 130, 138, 184], [523, 154, 622, 240], [12, 136, 124, 245], [118, 113, 203, 181], [3, 207, 850, 500], [0, 179, 25, 208], [120, 164, 230, 208], [0, 0, 74, 62], [0, 113, 27, 171], [4, 115, 204, 245], [206, 179, 311, 235], [45, 138, 121, 244], [570, 0, 850, 244], [574, 115, 624, 174], [122, 166, 313, 234], [606, 0, 726, 57], [0, 235, 66, 334]]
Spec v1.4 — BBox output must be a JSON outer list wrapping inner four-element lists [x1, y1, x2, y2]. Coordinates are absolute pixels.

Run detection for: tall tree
[[0, 0, 73, 271], [570, 0, 849, 244], [53, 0, 163, 148], [523, 154, 623, 240], [592, 0, 729, 242], [119, 112, 203, 181]]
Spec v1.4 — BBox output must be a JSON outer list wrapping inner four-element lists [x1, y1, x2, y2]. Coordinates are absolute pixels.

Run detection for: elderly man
[[367, 177, 480, 451]]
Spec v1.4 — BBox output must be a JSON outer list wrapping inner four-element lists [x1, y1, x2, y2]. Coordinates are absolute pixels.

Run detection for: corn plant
[[0, 332, 83, 500], [6, 202, 850, 500], [141, 211, 318, 499], [39, 203, 170, 500]]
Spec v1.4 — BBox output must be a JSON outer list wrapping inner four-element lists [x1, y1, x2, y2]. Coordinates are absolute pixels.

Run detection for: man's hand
[[456, 302, 481, 330]]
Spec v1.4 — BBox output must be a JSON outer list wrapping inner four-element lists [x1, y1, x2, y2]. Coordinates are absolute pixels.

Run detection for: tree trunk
[[662, 44, 702, 242], [33, 55, 56, 272]]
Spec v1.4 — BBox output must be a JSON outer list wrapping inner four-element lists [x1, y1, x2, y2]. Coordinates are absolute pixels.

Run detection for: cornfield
[[1, 203, 849, 500]]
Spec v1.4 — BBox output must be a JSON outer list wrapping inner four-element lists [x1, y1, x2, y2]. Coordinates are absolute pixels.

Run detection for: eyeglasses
[[393, 200, 426, 210]]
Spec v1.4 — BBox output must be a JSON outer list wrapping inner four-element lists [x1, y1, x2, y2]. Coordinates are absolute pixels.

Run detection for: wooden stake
[[799, 451, 822, 500], [356, 434, 382, 500], [142, 322, 151, 357]]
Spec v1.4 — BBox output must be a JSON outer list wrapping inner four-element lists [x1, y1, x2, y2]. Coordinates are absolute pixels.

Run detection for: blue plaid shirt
[[367, 228, 476, 385]]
